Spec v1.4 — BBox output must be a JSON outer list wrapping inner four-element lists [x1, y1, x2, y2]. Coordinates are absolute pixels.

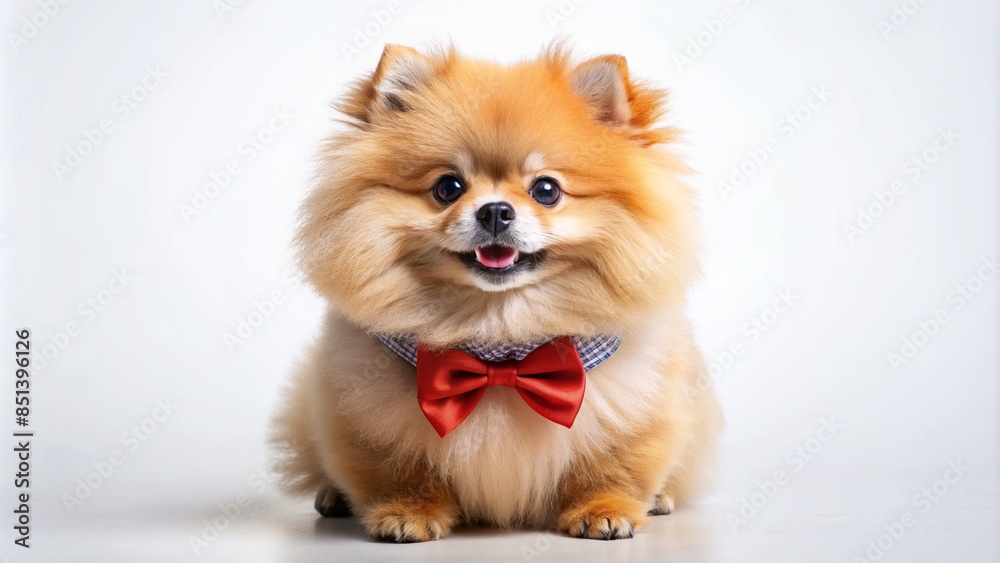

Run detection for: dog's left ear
[[569, 55, 632, 126]]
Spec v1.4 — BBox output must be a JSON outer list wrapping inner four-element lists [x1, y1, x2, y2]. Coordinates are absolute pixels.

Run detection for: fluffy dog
[[271, 43, 721, 541]]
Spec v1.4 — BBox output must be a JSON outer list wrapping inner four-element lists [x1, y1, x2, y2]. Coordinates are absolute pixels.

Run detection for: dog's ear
[[569, 55, 632, 126], [369, 44, 434, 114]]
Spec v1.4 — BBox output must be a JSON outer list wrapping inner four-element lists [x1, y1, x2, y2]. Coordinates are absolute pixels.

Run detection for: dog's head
[[299, 44, 698, 345]]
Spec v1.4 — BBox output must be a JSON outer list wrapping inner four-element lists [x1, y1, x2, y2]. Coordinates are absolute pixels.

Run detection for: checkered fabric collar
[[375, 333, 622, 372]]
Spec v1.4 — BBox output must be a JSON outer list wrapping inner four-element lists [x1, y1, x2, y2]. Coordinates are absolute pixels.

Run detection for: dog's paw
[[648, 493, 675, 516], [314, 485, 353, 518], [361, 499, 459, 542], [557, 494, 649, 540]]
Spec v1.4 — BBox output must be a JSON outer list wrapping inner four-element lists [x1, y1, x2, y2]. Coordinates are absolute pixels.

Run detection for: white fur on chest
[[323, 314, 672, 527]]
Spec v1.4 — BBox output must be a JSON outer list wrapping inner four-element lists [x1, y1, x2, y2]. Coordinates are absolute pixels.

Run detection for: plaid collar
[[375, 333, 622, 372]]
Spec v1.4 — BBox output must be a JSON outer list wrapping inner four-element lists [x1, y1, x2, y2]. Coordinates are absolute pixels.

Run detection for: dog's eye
[[433, 175, 466, 205], [529, 177, 561, 207]]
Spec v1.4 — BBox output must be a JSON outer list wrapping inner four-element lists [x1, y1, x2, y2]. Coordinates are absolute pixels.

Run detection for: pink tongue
[[475, 245, 518, 269]]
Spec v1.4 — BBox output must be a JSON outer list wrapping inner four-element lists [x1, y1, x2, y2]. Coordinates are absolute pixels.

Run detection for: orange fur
[[270, 43, 721, 541]]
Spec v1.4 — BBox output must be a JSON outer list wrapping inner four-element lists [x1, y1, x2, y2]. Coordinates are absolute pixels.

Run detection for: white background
[[2, 0, 997, 561]]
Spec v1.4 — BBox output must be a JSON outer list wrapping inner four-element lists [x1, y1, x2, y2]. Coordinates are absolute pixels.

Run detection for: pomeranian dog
[[271, 43, 721, 542]]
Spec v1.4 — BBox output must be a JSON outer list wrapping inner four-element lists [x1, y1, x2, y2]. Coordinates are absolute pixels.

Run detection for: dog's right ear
[[339, 44, 436, 124], [370, 44, 434, 114]]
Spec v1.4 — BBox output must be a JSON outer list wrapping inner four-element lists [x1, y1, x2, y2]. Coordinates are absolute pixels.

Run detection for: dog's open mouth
[[455, 245, 544, 278], [475, 245, 518, 269]]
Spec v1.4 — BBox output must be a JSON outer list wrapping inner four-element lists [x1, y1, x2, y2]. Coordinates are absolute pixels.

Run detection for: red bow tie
[[416, 337, 587, 437]]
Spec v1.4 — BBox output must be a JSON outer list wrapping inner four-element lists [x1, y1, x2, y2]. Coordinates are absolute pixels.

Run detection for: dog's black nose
[[476, 202, 516, 235]]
